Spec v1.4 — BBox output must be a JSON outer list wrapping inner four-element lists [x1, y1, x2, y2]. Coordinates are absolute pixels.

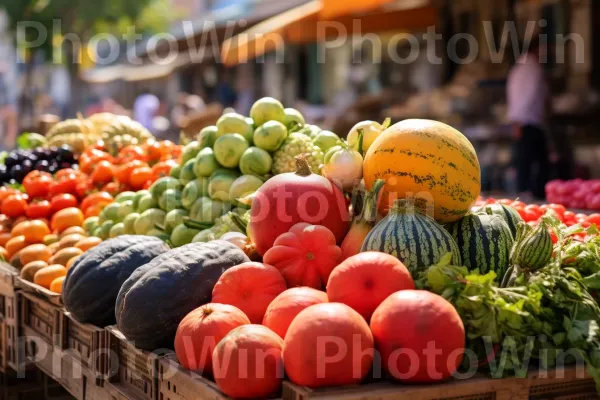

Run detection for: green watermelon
[[511, 221, 552, 270], [361, 200, 461, 276], [480, 203, 522, 238], [446, 213, 513, 277]]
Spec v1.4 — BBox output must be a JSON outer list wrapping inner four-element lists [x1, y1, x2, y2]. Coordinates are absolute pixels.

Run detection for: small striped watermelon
[[446, 213, 513, 277], [511, 221, 552, 270], [360, 199, 461, 276], [479, 203, 522, 238]]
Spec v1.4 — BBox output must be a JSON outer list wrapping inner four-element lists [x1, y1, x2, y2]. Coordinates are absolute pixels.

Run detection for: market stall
[[0, 97, 599, 400]]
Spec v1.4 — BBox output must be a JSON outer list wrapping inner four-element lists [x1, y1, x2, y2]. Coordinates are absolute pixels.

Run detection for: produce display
[[2, 97, 600, 400], [546, 178, 600, 210]]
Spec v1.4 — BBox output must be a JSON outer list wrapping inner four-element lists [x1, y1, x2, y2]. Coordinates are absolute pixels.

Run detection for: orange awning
[[221, 2, 438, 66], [319, 0, 395, 19], [221, 0, 321, 67]]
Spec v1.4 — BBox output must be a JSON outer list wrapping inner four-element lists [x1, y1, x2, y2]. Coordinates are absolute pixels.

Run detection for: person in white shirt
[[506, 36, 550, 199]]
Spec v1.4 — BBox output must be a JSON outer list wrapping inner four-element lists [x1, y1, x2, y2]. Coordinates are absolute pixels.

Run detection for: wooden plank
[[157, 352, 231, 400], [105, 325, 158, 400], [16, 277, 62, 306], [58, 310, 107, 381]]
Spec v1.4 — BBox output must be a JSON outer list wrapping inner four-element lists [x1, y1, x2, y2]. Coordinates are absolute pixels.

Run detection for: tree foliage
[[2, 0, 173, 60]]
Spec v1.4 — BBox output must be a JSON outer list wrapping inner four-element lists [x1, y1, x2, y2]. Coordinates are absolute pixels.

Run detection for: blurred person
[[216, 72, 237, 109], [134, 91, 160, 132], [506, 35, 550, 200], [171, 93, 207, 128], [0, 72, 17, 150]]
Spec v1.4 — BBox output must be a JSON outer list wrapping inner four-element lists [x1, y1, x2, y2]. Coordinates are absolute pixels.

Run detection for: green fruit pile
[[84, 97, 342, 247]]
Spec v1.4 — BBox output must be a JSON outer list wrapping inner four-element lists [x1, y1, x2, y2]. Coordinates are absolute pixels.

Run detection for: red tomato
[[524, 204, 542, 220], [115, 160, 147, 185], [498, 199, 513, 205], [1, 194, 28, 218], [26, 200, 52, 219], [118, 145, 147, 163], [587, 213, 600, 226], [511, 200, 526, 209], [563, 211, 577, 222], [152, 160, 177, 179], [50, 194, 78, 213], [91, 160, 115, 184], [80, 192, 114, 213], [75, 178, 92, 199], [50, 172, 79, 196], [102, 182, 121, 196], [55, 168, 82, 180], [130, 167, 154, 190], [521, 210, 539, 222], [23, 173, 53, 199]]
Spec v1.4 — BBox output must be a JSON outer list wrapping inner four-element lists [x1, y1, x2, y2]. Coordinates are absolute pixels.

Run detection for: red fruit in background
[[50, 194, 78, 213], [564, 211, 576, 222], [326, 252, 415, 321], [23, 172, 53, 198], [283, 303, 374, 388], [118, 145, 147, 162], [587, 213, 600, 225], [213, 325, 283, 399], [75, 179, 92, 198], [212, 262, 287, 324], [370, 290, 465, 383], [91, 160, 115, 184], [174, 303, 250, 374], [102, 182, 121, 196], [152, 160, 177, 178], [249, 157, 349, 256], [263, 223, 342, 289], [50, 174, 78, 196], [80, 192, 114, 213], [2, 194, 28, 218], [115, 160, 146, 185], [262, 287, 328, 339], [26, 200, 52, 219], [129, 167, 154, 190]]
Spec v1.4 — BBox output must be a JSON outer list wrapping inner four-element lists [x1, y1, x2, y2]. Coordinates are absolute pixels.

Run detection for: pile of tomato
[[0, 140, 181, 223], [478, 198, 598, 242]]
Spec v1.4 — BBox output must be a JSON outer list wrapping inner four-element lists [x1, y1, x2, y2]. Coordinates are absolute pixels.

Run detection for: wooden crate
[[19, 290, 62, 375], [527, 367, 597, 399], [58, 310, 107, 381], [0, 262, 22, 372], [156, 352, 231, 400], [106, 325, 158, 400], [282, 367, 597, 400], [16, 277, 62, 306], [34, 346, 98, 400]]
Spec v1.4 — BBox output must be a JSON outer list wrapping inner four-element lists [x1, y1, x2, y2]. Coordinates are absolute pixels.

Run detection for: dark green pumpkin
[[62, 235, 170, 326], [480, 203, 522, 238], [446, 213, 513, 277], [115, 240, 250, 350]]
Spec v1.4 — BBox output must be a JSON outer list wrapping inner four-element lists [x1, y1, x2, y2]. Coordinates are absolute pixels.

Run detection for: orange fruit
[[21, 220, 51, 243], [20, 244, 52, 265], [50, 276, 65, 294], [129, 167, 154, 190], [0, 232, 11, 247], [51, 208, 84, 233], [75, 237, 102, 252], [33, 265, 67, 289], [5, 235, 28, 259]]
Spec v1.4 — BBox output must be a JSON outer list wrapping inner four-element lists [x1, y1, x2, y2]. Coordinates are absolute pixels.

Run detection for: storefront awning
[[221, 0, 322, 66], [221, 0, 437, 66]]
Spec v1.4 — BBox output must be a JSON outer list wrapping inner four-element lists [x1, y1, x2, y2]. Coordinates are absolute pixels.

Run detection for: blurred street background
[[0, 0, 599, 196]]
